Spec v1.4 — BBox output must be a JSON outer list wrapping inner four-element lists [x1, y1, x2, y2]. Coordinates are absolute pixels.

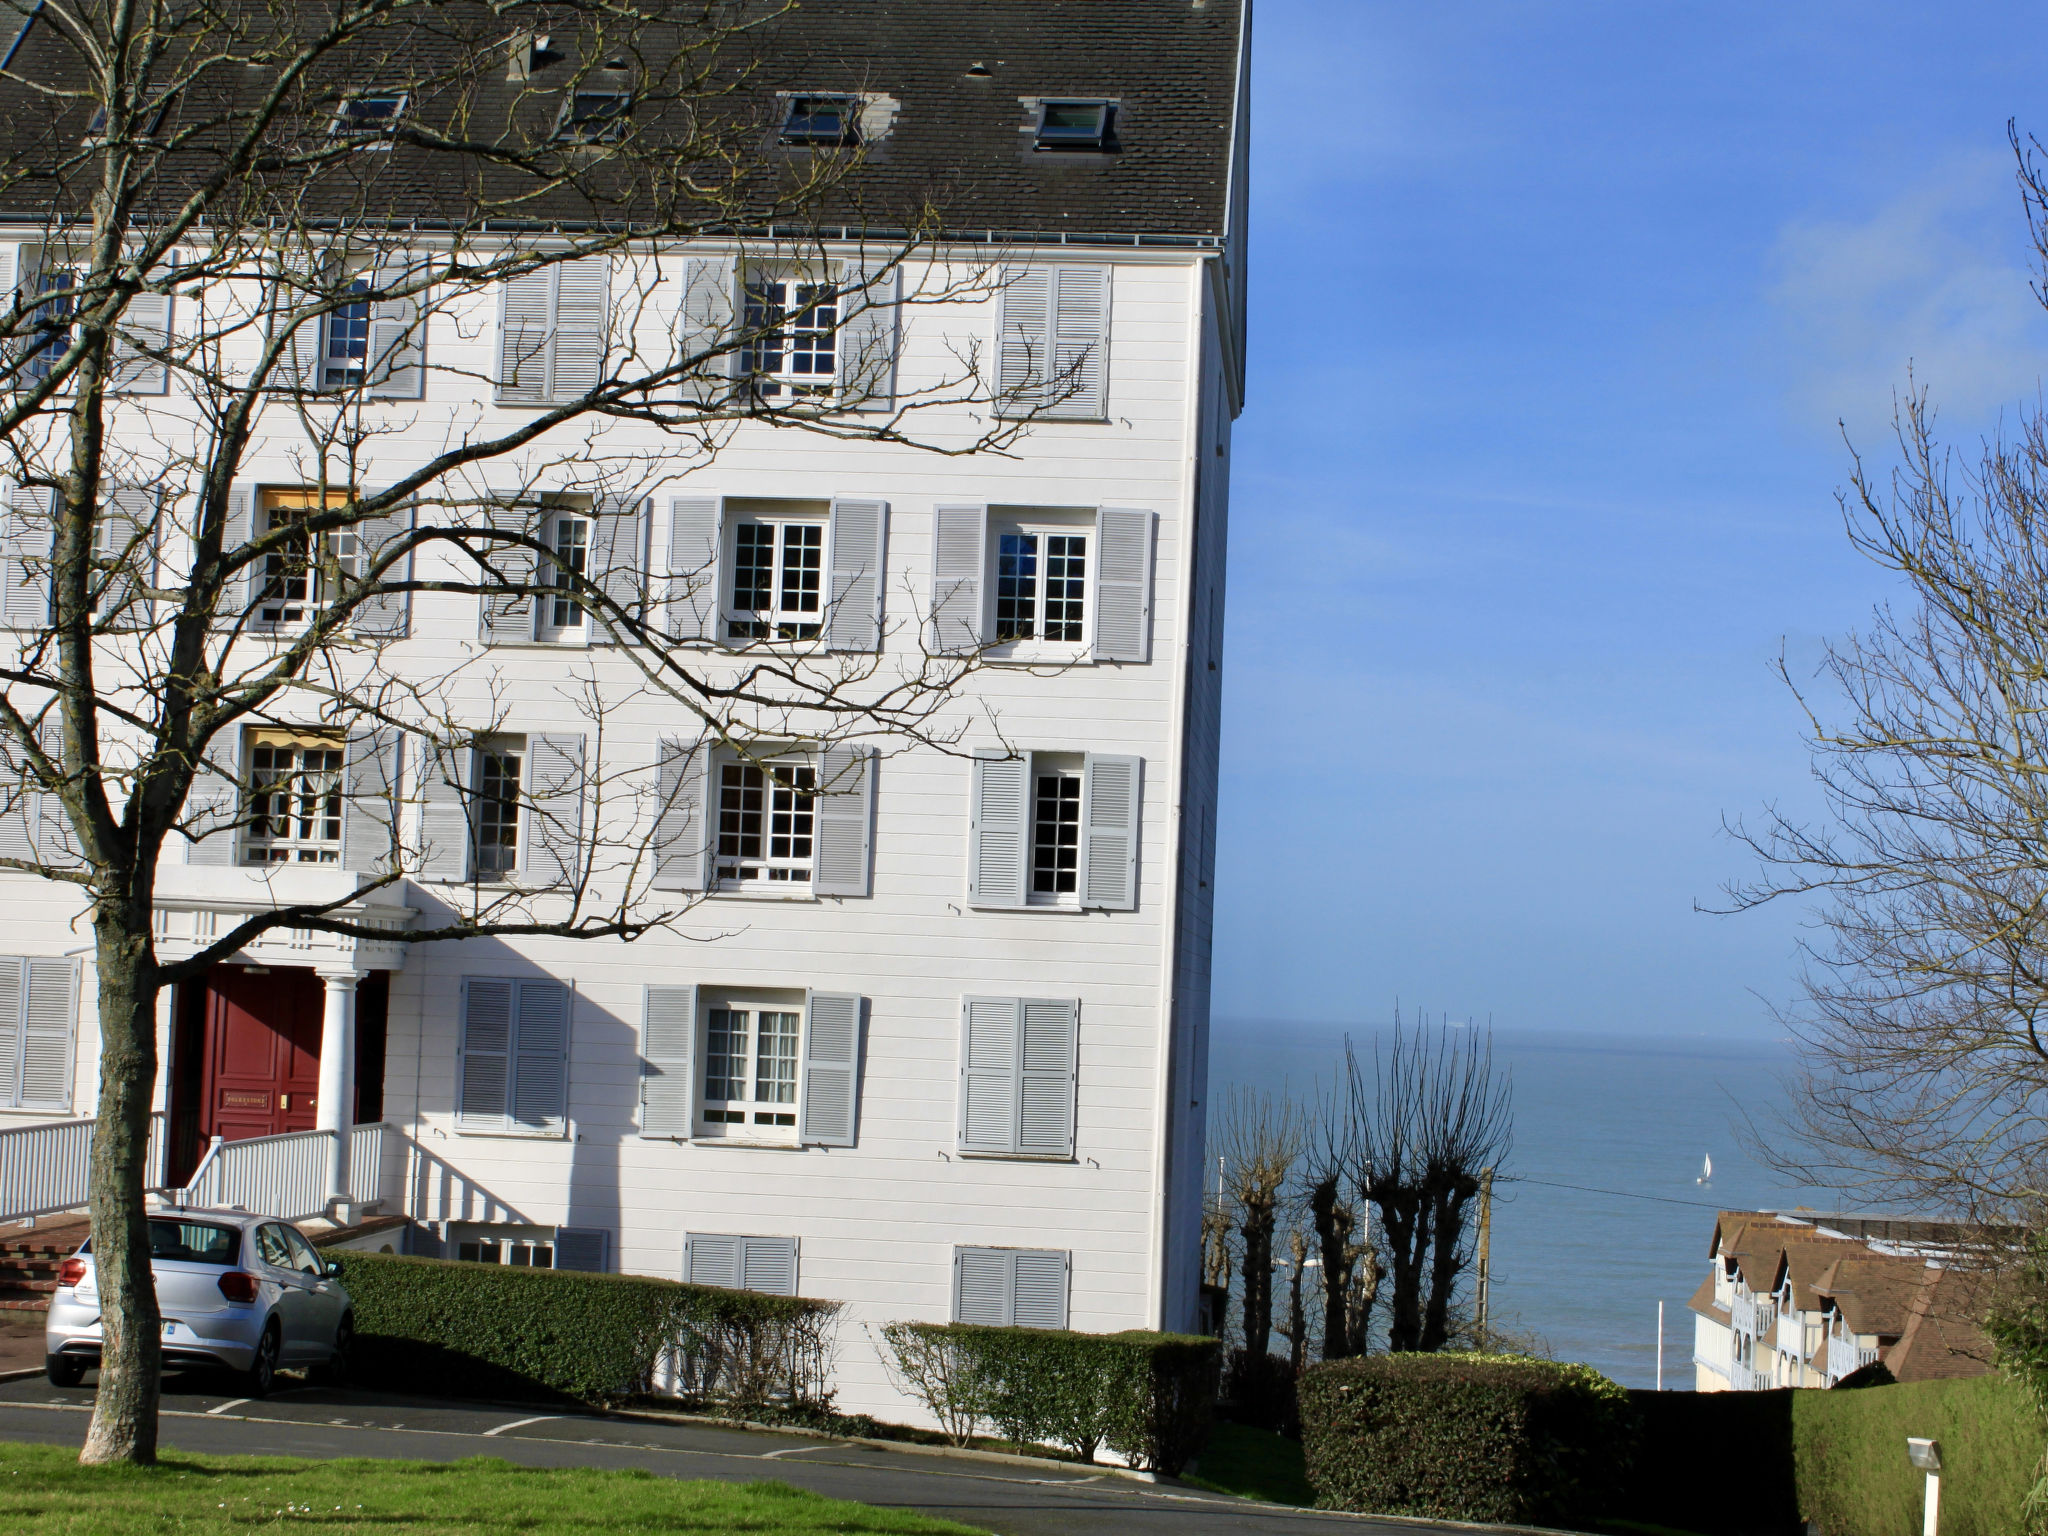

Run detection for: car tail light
[[216, 1271, 260, 1303], [57, 1257, 85, 1288]]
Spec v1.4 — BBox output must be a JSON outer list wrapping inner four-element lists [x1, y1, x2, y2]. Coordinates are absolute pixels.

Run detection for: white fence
[[176, 1122, 397, 1222], [0, 1114, 164, 1224]]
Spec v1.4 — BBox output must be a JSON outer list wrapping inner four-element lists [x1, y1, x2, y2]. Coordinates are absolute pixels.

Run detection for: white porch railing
[[0, 1113, 165, 1224], [175, 1122, 397, 1222]]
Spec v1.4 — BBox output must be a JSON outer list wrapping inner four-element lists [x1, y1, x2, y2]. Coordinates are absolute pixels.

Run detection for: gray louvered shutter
[[799, 990, 861, 1147], [109, 282, 171, 394], [95, 486, 156, 628], [1079, 753, 1140, 912], [639, 983, 696, 1137], [685, 1232, 743, 1289], [457, 977, 513, 1131], [996, 267, 1050, 417], [340, 729, 403, 875], [0, 729, 30, 864], [554, 1227, 609, 1272], [1018, 998, 1079, 1158], [959, 996, 1021, 1154], [839, 260, 898, 412], [479, 501, 538, 642], [1012, 1249, 1071, 1329], [19, 956, 76, 1109], [417, 739, 473, 882], [741, 1236, 798, 1296], [511, 978, 569, 1135], [218, 483, 253, 622], [31, 716, 75, 869], [824, 497, 886, 652], [351, 496, 415, 637], [496, 267, 553, 404], [666, 495, 722, 641], [182, 729, 242, 867], [652, 736, 712, 892], [366, 257, 426, 399], [968, 750, 1029, 909], [550, 255, 609, 401], [269, 253, 320, 391], [0, 960, 18, 1105], [527, 733, 585, 887], [954, 1245, 1014, 1325], [3, 483, 52, 628], [677, 257, 735, 404], [810, 744, 872, 898], [588, 495, 646, 641], [930, 504, 986, 653], [1090, 507, 1154, 663], [1047, 266, 1109, 420]]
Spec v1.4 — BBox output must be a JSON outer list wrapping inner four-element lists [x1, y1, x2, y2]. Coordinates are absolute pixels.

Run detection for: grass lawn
[[1182, 1422, 1314, 1507], [0, 1443, 990, 1534]]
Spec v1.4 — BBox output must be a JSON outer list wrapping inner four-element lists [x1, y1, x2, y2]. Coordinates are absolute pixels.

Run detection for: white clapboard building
[[0, 1, 1247, 1419]]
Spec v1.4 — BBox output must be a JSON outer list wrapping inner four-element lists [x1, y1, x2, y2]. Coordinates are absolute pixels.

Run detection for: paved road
[[0, 1372, 1464, 1536]]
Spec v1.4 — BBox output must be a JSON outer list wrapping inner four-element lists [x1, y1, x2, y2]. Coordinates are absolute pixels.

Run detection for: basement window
[[779, 94, 861, 147], [1034, 99, 1113, 151]]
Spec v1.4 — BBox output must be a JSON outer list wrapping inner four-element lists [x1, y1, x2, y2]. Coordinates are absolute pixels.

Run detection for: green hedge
[[324, 1251, 840, 1408], [878, 1322, 1219, 1473], [1297, 1352, 1631, 1527]]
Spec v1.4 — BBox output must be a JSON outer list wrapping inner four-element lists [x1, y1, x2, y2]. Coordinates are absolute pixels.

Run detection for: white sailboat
[[1697, 1154, 1713, 1185]]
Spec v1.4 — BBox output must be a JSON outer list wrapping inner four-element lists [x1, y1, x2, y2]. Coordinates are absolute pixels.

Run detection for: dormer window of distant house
[[330, 92, 408, 138], [779, 95, 861, 147], [1034, 99, 1114, 151], [84, 94, 172, 144], [555, 90, 631, 144]]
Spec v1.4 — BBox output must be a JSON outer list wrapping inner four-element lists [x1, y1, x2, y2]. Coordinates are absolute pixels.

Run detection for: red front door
[[198, 966, 324, 1143]]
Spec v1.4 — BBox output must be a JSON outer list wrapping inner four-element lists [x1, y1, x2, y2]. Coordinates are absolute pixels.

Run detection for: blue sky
[[1212, 2, 2048, 1038]]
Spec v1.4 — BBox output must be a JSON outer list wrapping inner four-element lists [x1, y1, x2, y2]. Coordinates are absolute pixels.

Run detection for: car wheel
[[241, 1323, 280, 1398], [309, 1314, 352, 1388], [45, 1354, 85, 1388]]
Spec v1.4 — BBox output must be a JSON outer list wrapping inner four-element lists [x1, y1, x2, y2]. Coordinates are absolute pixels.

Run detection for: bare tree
[[1216, 1085, 1301, 1360], [1301, 1069, 1363, 1358], [0, 0, 1084, 1466], [1354, 1026, 1512, 1353], [1724, 130, 2048, 1222], [1277, 1227, 1307, 1374]]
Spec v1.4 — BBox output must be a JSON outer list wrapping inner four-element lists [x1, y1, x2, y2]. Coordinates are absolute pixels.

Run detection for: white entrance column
[[315, 971, 358, 1207]]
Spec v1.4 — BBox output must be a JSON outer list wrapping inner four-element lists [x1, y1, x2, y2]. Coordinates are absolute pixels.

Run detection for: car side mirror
[[323, 1260, 343, 1277]]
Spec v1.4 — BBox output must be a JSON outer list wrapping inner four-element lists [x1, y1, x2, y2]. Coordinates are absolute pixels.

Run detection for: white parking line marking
[[758, 1445, 829, 1460], [205, 1399, 249, 1415], [481, 1415, 560, 1437]]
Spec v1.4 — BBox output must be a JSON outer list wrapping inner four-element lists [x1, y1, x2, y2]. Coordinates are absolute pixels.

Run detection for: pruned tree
[[1724, 128, 2048, 1222], [1276, 1227, 1307, 1374], [1216, 1085, 1301, 1360], [1353, 1026, 1511, 1353], [1301, 1068, 1363, 1358], [0, 0, 1087, 1467]]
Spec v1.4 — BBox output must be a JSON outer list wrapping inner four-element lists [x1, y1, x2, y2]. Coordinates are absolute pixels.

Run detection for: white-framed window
[[319, 279, 372, 388], [991, 514, 1090, 652], [968, 750, 1140, 912], [255, 488, 356, 627], [700, 998, 802, 1138], [23, 265, 79, 384], [725, 510, 824, 641], [474, 737, 523, 878], [739, 268, 838, 402], [541, 508, 591, 641], [778, 94, 862, 147], [1028, 752, 1082, 905], [330, 91, 408, 138], [554, 90, 632, 144], [714, 756, 817, 892], [456, 1232, 553, 1267], [242, 733, 344, 865]]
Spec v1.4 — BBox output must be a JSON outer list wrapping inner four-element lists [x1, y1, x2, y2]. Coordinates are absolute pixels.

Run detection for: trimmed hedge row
[[324, 1250, 839, 1407], [1297, 1352, 1631, 1527], [880, 1321, 1219, 1473]]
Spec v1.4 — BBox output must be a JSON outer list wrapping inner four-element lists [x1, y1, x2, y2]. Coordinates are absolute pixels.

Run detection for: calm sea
[[1208, 1021, 1820, 1389]]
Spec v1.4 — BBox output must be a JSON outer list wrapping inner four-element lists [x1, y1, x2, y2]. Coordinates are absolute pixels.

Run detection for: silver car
[[45, 1206, 353, 1396]]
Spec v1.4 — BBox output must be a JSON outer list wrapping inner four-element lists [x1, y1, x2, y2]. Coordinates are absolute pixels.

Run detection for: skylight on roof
[[330, 92, 408, 137], [84, 95, 171, 143], [780, 95, 861, 147], [555, 90, 632, 144], [1035, 100, 1114, 151]]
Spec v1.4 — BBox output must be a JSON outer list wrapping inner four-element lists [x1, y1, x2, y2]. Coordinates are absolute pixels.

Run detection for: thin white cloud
[[1768, 154, 2048, 437]]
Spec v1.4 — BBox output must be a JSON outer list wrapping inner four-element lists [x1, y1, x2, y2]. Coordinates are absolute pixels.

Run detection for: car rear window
[[147, 1220, 240, 1265]]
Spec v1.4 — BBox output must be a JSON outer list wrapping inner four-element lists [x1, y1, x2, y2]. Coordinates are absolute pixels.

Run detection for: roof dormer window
[[779, 94, 861, 147], [555, 90, 631, 144], [330, 92, 407, 138], [1035, 99, 1113, 151]]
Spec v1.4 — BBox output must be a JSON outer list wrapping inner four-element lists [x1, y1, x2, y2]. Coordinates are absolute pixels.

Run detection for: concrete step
[[0, 1298, 49, 1312]]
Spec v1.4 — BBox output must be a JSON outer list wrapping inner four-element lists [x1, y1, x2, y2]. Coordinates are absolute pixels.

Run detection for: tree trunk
[[1381, 1201, 1431, 1353], [1419, 1188, 1472, 1353], [1238, 1196, 1275, 1356], [78, 920, 162, 1466], [1308, 1175, 1355, 1359]]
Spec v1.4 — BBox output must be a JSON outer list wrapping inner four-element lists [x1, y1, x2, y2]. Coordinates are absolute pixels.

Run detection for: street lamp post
[[1906, 1437, 1942, 1536]]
